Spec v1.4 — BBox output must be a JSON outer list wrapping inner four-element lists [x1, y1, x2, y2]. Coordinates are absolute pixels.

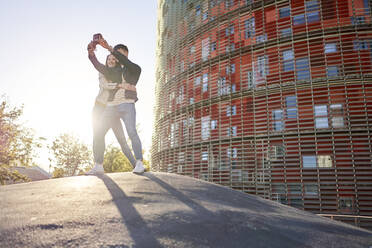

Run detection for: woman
[[86, 41, 136, 174]]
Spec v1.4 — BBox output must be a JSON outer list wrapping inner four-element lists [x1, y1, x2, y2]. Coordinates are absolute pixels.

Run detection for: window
[[194, 76, 201, 86], [303, 155, 316, 168], [327, 66, 338, 78], [283, 50, 294, 72], [296, 58, 310, 80], [314, 105, 328, 128], [268, 145, 285, 160], [211, 41, 217, 51], [202, 73, 208, 92], [202, 38, 210, 61], [306, 1, 319, 23], [256, 34, 267, 43], [293, 14, 305, 25], [339, 197, 353, 211], [228, 126, 237, 136], [218, 77, 229, 96], [279, 7, 290, 18], [225, 25, 234, 36], [305, 184, 318, 196], [351, 16, 365, 25], [226, 43, 235, 52], [178, 152, 185, 163], [227, 147, 238, 158], [202, 12, 208, 21], [257, 56, 268, 78], [211, 120, 218, 130], [195, 5, 201, 16], [325, 43, 337, 53], [318, 155, 332, 168], [201, 116, 210, 140], [201, 151, 208, 161], [273, 109, 284, 131], [226, 64, 235, 75], [245, 17, 255, 38], [286, 96, 297, 118], [280, 28, 292, 38], [227, 105, 237, 116], [330, 104, 344, 127], [189, 98, 194, 104], [353, 40, 369, 50], [225, 0, 234, 9], [247, 71, 254, 88], [190, 45, 196, 54]]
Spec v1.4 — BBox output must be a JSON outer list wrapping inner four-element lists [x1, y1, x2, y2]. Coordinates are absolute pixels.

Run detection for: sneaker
[[86, 163, 104, 175], [132, 160, 145, 174]]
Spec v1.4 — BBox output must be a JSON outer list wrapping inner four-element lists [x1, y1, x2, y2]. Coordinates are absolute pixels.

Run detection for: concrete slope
[[1, 172, 371, 248]]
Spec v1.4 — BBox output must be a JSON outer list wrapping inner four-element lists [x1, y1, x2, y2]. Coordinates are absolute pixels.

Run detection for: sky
[[0, 1, 158, 172]]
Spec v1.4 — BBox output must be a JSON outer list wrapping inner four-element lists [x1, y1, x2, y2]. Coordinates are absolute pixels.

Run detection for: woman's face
[[107, 55, 118, 68]]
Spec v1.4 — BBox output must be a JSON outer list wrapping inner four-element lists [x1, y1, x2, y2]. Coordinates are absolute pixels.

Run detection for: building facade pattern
[[153, 0, 372, 229]]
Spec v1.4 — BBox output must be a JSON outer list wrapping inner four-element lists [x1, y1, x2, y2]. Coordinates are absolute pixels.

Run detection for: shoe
[[86, 163, 104, 175], [133, 160, 145, 174]]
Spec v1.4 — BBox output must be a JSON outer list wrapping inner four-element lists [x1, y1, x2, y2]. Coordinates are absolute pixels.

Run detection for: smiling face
[[106, 54, 118, 68]]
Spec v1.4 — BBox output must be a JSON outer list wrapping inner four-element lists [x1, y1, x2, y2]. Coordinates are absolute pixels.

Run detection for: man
[[88, 37, 145, 174]]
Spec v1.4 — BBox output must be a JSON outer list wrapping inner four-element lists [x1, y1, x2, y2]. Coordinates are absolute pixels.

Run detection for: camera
[[91, 33, 102, 49], [93, 33, 102, 42]]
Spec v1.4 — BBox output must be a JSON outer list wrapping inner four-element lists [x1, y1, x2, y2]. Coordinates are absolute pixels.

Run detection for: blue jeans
[[92, 103, 137, 167], [94, 103, 143, 165]]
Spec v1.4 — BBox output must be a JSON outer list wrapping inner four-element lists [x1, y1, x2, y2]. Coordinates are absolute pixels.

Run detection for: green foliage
[[0, 97, 42, 185], [52, 168, 65, 178], [49, 133, 92, 177], [103, 145, 133, 173]]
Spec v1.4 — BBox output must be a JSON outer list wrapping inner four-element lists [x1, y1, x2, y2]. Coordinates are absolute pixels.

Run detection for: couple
[[86, 34, 144, 175]]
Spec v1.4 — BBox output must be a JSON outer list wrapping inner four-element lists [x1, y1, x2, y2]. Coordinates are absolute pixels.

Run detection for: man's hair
[[113, 44, 128, 53]]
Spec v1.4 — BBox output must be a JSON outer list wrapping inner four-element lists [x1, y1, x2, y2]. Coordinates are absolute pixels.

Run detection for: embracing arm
[[99, 73, 117, 90]]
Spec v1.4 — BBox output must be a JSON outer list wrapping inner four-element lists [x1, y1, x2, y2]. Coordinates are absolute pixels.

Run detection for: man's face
[[117, 48, 128, 57]]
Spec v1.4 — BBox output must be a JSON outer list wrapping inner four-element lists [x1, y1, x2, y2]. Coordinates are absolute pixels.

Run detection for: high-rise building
[[153, 0, 372, 229]]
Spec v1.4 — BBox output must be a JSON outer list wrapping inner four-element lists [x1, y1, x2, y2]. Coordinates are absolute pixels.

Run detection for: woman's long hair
[[104, 54, 122, 83]]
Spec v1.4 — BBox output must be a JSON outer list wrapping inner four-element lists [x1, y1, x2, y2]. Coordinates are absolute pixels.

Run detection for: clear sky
[[0, 1, 158, 172]]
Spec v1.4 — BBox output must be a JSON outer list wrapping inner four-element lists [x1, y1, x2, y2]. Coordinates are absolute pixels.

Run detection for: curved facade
[[153, 0, 372, 228]]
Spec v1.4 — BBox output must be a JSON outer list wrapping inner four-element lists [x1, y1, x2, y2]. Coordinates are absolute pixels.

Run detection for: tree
[[103, 145, 133, 173], [0, 97, 42, 185], [49, 133, 92, 177]]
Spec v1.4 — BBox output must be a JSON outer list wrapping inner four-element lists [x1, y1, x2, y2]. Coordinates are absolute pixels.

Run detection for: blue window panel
[[293, 14, 305, 25], [327, 66, 339, 77], [195, 5, 201, 16], [279, 7, 290, 18], [307, 12, 319, 23], [274, 121, 284, 131], [303, 156, 317, 168], [306, 1, 319, 11], [314, 105, 327, 116], [245, 17, 255, 38], [296, 58, 310, 80], [315, 117, 329, 128], [281, 28, 292, 37], [325, 43, 337, 53], [273, 109, 283, 120], [284, 61, 294, 71], [286, 96, 297, 107], [287, 108, 298, 119]]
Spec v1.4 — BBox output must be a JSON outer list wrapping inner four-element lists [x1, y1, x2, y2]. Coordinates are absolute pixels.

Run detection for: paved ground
[[1, 172, 371, 248]]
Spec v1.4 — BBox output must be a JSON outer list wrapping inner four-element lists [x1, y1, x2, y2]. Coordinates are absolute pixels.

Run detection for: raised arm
[[87, 42, 109, 75]]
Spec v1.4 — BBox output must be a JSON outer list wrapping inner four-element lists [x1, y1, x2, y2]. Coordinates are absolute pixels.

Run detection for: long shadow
[[143, 174, 215, 219], [97, 174, 162, 248]]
